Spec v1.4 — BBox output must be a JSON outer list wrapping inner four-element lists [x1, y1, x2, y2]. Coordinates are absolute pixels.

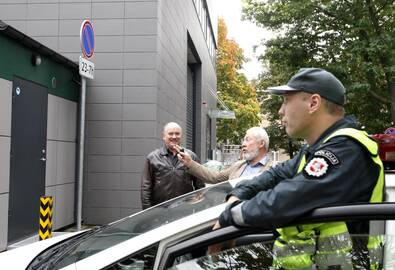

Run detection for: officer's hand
[[212, 220, 221, 230], [227, 195, 240, 205]]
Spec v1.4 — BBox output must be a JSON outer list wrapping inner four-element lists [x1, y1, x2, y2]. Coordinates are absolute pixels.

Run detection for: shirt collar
[[246, 155, 268, 167]]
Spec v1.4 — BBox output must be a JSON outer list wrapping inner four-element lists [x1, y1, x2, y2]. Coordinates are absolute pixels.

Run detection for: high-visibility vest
[[273, 128, 384, 269]]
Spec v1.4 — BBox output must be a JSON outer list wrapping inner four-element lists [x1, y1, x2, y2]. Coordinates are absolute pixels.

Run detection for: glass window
[[167, 220, 395, 269], [104, 243, 158, 270]]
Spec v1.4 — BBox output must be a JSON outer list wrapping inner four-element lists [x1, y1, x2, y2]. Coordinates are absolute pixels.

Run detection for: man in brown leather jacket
[[177, 127, 273, 184], [141, 122, 204, 209]]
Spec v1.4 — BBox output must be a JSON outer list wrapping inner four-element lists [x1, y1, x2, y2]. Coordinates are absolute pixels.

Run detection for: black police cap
[[266, 68, 346, 106]]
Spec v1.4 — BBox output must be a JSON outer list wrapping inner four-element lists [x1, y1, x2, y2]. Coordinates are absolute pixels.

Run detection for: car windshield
[[29, 181, 233, 269]]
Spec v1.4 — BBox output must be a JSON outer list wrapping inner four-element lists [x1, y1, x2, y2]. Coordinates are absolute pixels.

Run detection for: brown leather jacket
[[141, 146, 205, 209]]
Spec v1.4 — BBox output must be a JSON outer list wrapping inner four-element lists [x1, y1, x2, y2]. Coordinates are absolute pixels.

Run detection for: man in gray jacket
[[177, 127, 272, 184]]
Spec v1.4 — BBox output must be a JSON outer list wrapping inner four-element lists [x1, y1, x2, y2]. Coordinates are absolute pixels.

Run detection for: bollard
[[39, 196, 53, 241]]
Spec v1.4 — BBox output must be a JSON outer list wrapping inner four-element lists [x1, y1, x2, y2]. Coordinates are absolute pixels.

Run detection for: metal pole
[[76, 77, 86, 231]]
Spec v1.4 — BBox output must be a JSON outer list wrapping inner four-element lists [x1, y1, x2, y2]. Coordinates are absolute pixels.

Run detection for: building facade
[[0, 21, 79, 249], [1, 0, 218, 227]]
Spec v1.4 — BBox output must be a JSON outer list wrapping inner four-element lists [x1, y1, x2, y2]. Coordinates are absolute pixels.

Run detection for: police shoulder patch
[[314, 149, 339, 165], [304, 157, 329, 177]]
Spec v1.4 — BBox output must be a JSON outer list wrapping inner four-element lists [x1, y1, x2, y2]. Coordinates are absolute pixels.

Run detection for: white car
[[1, 177, 395, 269]]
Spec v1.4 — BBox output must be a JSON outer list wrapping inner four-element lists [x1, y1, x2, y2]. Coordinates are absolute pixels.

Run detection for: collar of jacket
[[159, 146, 169, 156], [305, 115, 358, 156]]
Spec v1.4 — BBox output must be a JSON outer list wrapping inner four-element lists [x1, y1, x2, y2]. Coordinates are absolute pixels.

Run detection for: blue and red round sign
[[80, 20, 95, 59], [385, 127, 395, 135]]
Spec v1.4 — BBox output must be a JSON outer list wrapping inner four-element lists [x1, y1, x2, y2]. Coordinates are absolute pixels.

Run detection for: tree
[[216, 18, 261, 145], [243, 0, 395, 152]]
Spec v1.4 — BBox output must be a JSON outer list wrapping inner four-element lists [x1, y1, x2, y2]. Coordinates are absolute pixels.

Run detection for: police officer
[[215, 68, 384, 269]]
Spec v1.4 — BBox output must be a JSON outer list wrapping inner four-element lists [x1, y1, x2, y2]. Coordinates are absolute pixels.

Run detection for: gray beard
[[243, 148, 260, 161]]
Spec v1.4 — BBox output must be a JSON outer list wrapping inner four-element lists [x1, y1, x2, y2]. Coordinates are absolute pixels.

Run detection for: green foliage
[[216, 18, 261, 144], [243, 0, 395, 152]]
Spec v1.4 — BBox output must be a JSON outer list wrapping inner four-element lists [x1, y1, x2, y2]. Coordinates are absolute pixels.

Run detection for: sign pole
[[76, 77, 86, 231], [76, 19, 94, 231]]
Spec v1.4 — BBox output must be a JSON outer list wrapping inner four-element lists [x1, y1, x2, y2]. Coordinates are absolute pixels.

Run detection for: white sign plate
[[210, 110, 236, 119], [79, 56, 94, 79]]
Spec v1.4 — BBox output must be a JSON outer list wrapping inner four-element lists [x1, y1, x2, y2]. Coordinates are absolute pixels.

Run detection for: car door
[[158, 203, 395, 270]]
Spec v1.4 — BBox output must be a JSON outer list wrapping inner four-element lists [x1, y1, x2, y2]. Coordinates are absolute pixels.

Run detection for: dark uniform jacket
[[141, 146, 205, 209], [219, 116, 381, 230]]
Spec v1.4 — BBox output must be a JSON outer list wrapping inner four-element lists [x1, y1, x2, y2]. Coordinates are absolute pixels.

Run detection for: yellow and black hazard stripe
[[39, 196, 53, 240]]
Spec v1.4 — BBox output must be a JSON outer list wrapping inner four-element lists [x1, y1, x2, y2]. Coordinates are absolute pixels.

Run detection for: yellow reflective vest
[[273, 128, 384, 269]]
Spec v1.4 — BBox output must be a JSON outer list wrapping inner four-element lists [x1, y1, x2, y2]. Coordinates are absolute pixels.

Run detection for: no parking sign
[[80, 20, 95, 59], [79, 20, 95, 79]]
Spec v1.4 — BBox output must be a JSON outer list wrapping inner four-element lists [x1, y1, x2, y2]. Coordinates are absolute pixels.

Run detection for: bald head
[[163, 122, 182, 152], [163, 122, 182, 133]]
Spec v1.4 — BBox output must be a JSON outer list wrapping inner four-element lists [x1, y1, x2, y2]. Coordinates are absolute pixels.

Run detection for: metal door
[[8, 77, 47, 243]]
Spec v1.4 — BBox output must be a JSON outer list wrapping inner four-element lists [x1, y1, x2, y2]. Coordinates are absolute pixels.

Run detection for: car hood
[[0, 231, 82, 269]]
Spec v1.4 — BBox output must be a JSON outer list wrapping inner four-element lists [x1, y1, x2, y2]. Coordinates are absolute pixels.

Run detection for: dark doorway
[[186, 65, 197, 152], [8, 77, 48, 243]]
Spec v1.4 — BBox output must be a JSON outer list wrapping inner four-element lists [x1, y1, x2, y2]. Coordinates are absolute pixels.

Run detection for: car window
[[29, 181, 234, 270], [165, 220, 395, 270], [103, 243, 159, 270]]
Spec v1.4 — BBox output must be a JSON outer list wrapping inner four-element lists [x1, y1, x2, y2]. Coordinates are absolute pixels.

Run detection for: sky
[[216, 0, 273, 81]]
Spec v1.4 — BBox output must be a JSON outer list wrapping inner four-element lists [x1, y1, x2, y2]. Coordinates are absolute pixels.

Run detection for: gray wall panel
[[87, 86, 123, 103], [124, 19, 158, 35], [58, 99, 77, 142], [123, 53, 157, 69], [124, 36, 157, 52], [87, 138, 122, 155], [60, 3, 92, 19], [123, 87, 157, 103], [123, 70, 157, 86], [122, 121, 156, 138], [122, 104, 156, 121], [59, 19, 83, 36], [124, 2, 158, 18], [87, 155, 121, 172], [86, 104, 122, 121], [45, 140, 57, 187], [87, 173, 121, 190], [94, 36, 124, 53], [93, 19, 124, 36], [83, 207, 120, 225], [56, 142, 76, 185], [26, 20, 59, 36], [48, 183, 75, 230], [27, 3, 59, 20], [121, 173, 141, 190], [47, 95, 59, 140], [92, 2, 125, 19], [87, 121, 122, 138], [0, 194, 8, 251], [85, 190, 121, 208], [93, 53, 124, 69], [122, 138, 157, 155], [121, 156, 146, 173], [0, 78, 11, 137], [0, 137, 10, 194], [121, 190, 140, 208], [0, 4, 27, 20]]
